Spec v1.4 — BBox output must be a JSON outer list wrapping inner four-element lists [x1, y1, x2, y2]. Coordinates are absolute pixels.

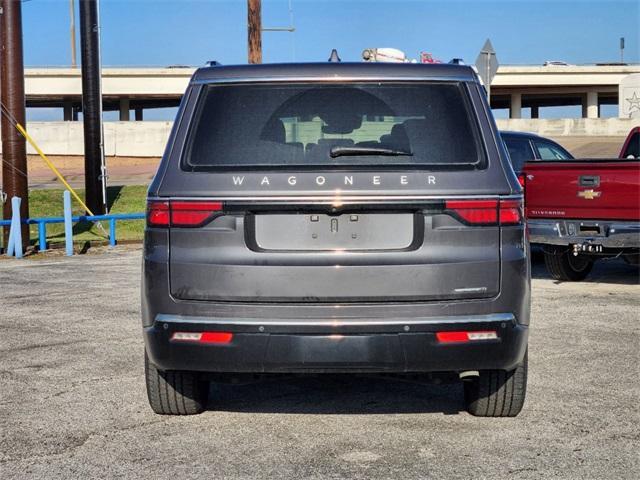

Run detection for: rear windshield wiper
[[329, 146, 413, 158]]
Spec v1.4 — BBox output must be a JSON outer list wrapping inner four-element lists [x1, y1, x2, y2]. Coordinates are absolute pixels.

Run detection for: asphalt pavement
[[1, 248, 638, 479]]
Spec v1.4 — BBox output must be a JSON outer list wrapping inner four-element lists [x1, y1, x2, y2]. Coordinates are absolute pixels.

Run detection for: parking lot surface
[[1, 248, 638, 479]]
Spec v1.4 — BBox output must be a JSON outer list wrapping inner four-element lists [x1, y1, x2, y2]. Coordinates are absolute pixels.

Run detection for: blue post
[[63, 190, 73, 256], [109, 217, 116, 247], [38, 221, 47, 252], [6, 196, 23, 258]]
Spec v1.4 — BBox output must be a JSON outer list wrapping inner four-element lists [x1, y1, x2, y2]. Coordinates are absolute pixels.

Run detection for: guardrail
[[0, 212, 145, 251]]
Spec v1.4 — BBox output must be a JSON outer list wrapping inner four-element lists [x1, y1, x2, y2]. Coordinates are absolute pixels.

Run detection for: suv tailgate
[[168, 198, 501, 303]]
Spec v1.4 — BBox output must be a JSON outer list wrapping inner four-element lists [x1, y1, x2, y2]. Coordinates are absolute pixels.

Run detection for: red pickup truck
[[523, 127, 640, 281]]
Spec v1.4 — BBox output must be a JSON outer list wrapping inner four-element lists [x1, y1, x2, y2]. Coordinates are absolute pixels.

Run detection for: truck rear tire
[[145, 351, 209, 415], [464, 351, 527, 417], [544, 249, 593, 281]]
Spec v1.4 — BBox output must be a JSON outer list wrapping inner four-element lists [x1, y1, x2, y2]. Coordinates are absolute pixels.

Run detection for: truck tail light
[[445, 199, 523, 226], [171, 331, 233, 344], [436, 330, 497, 343], [147, 200, 224, 228], [517, 174, 525, 188]]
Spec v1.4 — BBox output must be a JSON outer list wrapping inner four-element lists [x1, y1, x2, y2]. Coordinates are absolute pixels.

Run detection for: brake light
[[147, 201, 169, 227], [499, 199, 523, 225], [146, 200, 224, 227], [445, 199, 523, 226], [445, 199, 498, 225], [171, 201, 223, 227], [436, 330, 497, 343]]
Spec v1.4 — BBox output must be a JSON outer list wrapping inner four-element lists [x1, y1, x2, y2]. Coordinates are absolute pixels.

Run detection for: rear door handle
[[579, 175, 600, 187]]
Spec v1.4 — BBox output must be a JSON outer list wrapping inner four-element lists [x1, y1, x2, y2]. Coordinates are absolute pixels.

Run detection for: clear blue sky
[[23, 0, 639, 67]]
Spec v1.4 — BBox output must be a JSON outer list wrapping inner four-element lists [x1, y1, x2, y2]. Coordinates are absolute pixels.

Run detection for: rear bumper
[[528, 219, 640, 249], [144, 313, 528, 374]]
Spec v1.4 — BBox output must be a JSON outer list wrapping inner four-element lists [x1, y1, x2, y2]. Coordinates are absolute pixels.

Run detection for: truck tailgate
[[523, 160, 640, 221]]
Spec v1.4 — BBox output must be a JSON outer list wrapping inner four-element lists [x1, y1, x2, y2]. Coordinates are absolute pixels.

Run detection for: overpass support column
[[119, 99, 130, 121], [531, 105, 539, 119], [135, 107, 143, 121], [63, 100, 74, 121], [582, 91, 599, 118], [510, 93, 522, 119]]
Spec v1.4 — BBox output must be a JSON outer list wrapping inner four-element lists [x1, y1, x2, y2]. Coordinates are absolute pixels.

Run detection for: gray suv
[[142, 62, 530, 416]]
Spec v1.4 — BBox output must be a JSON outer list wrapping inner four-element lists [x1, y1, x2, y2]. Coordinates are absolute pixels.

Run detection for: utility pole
[[620, 37, 625, 64], [70, 0, 77, 68], [79, 0, 106, 214], [248, 0, 262, 64], [0, 0, 30, 249]]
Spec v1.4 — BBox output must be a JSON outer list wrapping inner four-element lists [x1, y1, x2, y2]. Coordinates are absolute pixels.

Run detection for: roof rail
[[205, 60, 222, 67]]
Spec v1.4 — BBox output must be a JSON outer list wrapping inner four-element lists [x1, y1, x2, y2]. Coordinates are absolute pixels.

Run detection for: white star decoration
[[626, 91, 640, 113]]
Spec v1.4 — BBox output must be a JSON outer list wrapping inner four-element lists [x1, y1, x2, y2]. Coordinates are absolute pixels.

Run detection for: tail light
[[517, 174, 525, 188], [147, 201, 170, 227], [445, 199, 498, 224], [147, 200, 224, 228], [445, 198, 523, 226], [499, 199, 523, 225], [171, 201, 224, 227]]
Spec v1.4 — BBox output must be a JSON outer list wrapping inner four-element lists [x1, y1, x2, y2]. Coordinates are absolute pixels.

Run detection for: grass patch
[[26, 185, 147, 245]]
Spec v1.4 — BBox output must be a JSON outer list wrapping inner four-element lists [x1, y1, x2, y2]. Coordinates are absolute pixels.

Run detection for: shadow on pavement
[[208, 374, 464, 415]]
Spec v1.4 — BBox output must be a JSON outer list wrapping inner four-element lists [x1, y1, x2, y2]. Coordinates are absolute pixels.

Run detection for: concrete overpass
[[23, 64, 640, 120], [490, 65, 638, 118]]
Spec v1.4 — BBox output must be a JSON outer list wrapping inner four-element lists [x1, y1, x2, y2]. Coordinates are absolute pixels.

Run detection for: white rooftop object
[[362, 48, 409, 63]]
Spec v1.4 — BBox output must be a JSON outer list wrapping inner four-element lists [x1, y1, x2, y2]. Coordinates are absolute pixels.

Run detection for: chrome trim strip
[[155, 312, 515, 327], [148, 194, 522, 204], [192, 76, 474, 85]]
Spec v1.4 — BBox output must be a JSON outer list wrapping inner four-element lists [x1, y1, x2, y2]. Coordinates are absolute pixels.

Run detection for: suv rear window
[[183, 82, 485, 170]]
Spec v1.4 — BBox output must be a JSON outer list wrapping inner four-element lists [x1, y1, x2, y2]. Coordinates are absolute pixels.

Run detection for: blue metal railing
[[0, 212, 145, 250]]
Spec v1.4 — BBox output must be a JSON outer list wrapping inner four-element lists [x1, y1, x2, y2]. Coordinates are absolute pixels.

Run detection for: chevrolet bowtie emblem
[[577, 189, 602, 200]]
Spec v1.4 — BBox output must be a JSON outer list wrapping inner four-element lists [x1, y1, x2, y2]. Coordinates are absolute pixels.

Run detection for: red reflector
[[147, 201, 170, 227], [171, 331, 233, 344], [436, 331, 470, 343], [170, 201, 224, 227], [436, 330, 498, 343], [200, 332, 233, 344], [499, 199, 523, 225], [445, 199, 498, 225]]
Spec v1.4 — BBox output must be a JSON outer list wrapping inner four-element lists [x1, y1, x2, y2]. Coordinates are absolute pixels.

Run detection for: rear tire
[[544, 249, 593, 281], [464, 351, 527, 417], [145, 351, 209, 415], [623, 253, 640, 266]]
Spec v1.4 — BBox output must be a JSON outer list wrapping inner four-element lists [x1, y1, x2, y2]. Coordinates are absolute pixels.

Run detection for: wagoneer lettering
[[143, 62, 530, 417], [229, 174, 437, 188]]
